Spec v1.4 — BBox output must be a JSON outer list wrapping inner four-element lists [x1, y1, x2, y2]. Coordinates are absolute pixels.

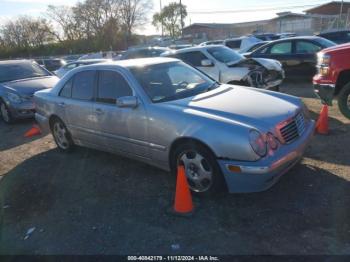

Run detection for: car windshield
[[130, 62, 218, 103], [316, 37, 337, 48], [0, 62, 50, 83], [207, 46, 244, 64]]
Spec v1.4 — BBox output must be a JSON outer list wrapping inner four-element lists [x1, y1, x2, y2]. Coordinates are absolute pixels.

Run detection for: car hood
[[165, 85, 300, 130], [3, 76, 59, 96], [226, 58, 282, 71]]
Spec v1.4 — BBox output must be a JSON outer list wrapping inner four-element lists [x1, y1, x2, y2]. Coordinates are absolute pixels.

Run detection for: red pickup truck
[[313, 43, 350, 119]]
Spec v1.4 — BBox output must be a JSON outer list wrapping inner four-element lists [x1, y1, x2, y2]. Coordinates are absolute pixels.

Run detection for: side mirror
[[201, 59, 214, 67], [116, 96, 139, 108]]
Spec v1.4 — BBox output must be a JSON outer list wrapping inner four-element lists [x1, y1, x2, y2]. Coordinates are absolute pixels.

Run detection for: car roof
[[83, 57, 179, 69], [267, 36, 322, 43], [165, 45, 226, 54], [72, 59, 110, 64], [0, 59, 34, 65]]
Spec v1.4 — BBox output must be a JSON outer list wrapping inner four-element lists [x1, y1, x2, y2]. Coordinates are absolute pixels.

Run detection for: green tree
[[152, 2, 187, 38]]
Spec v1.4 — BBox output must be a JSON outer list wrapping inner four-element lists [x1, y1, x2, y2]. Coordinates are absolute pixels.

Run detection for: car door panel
[[92, 70, 149, 158]]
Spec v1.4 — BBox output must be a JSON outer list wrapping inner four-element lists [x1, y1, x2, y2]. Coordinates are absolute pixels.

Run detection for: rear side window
[[176, 51, 208, 67], [97, 71, 133, 104], [296, 41, 321, 54], [60, 79, 73, 98], [72, 71, 95, 100], [270, 42, 292, 54], [225, 40, 242, 49]]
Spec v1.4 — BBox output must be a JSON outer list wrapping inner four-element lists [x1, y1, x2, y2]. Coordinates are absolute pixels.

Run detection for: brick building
[[182, 1, 350, 41]]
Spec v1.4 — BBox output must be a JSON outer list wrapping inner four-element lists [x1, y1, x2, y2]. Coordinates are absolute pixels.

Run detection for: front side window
[[296, 41, 321, 54], [71, 71, 95, 100], [270, 42, 292, 54], [177, 51, 209, 67], [130, 62, 217, 103], [97, 71, 133, 104], [0, 62, 50, 83]]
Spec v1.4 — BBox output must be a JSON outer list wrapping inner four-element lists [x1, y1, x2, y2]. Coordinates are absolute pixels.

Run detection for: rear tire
[[171, 142, 226, 196], [50, 118, 74, 152], [0, 100, 14, 124], [337, 83, 350, 120]]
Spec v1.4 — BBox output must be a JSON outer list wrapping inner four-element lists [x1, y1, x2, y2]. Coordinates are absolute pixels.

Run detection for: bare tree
[[1, 16, 56, 48], [119, 0, 153, 44]]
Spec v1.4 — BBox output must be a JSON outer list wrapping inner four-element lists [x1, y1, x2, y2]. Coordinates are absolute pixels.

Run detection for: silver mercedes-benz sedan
[[34, 58, 315, 194]]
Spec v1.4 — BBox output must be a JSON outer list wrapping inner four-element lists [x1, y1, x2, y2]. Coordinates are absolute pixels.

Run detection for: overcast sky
[[0, 0, 333, 35]]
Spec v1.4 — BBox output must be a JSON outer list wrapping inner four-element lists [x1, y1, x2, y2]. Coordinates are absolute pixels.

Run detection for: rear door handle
[[95, 108, 104, 115]]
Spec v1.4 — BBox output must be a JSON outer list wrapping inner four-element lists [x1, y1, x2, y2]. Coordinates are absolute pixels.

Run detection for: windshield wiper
[[203, 82, 220, 93]]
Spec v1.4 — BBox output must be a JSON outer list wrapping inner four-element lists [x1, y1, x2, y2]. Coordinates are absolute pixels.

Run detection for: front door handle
[[58, 102, 66, 107], [95, 108, 104, 115]]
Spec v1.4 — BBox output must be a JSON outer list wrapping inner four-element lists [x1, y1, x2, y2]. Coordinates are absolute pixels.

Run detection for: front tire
[[171, 142, 226, 195], [337, 83, 350, 120], [0, 100, 14, 124], [50, 118, 74, 152]]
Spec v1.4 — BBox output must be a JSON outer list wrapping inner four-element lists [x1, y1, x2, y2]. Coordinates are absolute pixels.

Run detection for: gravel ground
[[0, 81, 349, 255]]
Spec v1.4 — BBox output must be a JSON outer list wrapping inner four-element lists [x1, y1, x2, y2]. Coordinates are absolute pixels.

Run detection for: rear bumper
[[35, 112, 50, 134], [218, 119, 315, 193]]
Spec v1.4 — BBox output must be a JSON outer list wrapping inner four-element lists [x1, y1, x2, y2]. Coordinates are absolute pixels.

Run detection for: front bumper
[[218, 119, 315, 193], [313, 83, 335, 106], [4, 99, 36, 119]]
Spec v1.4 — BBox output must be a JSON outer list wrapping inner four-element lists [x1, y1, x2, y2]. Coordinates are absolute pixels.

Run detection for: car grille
[[278, 113, 305, 144]]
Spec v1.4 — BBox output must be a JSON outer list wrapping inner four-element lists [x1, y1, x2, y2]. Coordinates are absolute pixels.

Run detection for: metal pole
[[338, 0, 344, 28], [160, 0, 163, 37], [180, 0, 183, 34]]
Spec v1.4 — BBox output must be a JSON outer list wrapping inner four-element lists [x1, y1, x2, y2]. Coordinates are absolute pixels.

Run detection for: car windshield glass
[[130, 62, 218, 103], [316, 38, 337, 48], [207, 46, 244, 64], [0, 62, 50, 83]]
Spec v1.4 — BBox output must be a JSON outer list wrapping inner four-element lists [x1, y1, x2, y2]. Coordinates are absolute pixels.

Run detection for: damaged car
[[162, 45, 284, 91]]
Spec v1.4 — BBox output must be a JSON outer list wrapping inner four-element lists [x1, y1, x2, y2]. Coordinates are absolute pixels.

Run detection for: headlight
[[266, 132, 278, 150], [317, 53, 331, 66], [249, 129, 267, 157], [7, 92, 22, 103]]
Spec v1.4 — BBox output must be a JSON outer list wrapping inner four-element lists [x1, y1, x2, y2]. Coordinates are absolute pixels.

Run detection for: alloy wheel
[[179, 151, 213, 192], [53, 122, 70, 149]]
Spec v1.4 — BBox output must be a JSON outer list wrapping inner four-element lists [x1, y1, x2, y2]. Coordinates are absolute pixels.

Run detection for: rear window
[[225, 40, 242, 49], [315, 37, 337, 48]]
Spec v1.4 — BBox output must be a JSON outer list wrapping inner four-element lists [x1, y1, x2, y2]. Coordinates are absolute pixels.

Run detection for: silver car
[[54, 59, 111, 78], [34, 58, 315, 194], [0, 60, 59, 123]]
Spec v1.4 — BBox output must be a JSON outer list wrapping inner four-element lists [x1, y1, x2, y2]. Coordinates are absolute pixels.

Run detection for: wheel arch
[[335, 69, 350, 95], [49, 114, 64, 130], [168, 137, 218, 168]]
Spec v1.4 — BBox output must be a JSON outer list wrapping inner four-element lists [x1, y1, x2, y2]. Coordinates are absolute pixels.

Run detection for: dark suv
[[317, 30, 350, 44]]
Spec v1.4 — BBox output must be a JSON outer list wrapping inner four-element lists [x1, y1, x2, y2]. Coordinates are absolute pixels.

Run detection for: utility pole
[[160, 0, 163, 37], [338, 0, 344, 28], [180, 0, 184, 35]]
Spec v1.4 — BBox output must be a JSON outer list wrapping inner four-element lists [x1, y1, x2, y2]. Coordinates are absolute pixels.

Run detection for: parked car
[[117, 47, 170, 60], [253, 33, 280, 41], [34, 58, 315, 194], [224, 36, 262, 52], [199, 40, 225, 46], [35, 58, 66, 72], [54, 59, 110, 78], [0, 60, 59, 123], [313, 43, 350, 119], [245, 36, 336, 78], [239, 41, 270, 54], [162, 45, 284, 90], [317, 30, 350, 44], [169, 44, 193, 50]]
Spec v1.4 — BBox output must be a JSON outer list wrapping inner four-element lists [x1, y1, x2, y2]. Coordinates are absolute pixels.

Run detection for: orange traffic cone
[[24, 124, 41, 138], [315, 105, 329, 135], [172, 164, 194, 216]]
